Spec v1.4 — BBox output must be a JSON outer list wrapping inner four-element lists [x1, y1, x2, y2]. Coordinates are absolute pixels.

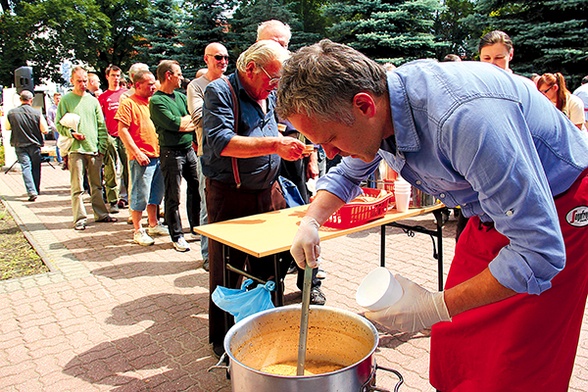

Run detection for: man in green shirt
[[56, 66, 118, 230], [149, 60, 199, 252]]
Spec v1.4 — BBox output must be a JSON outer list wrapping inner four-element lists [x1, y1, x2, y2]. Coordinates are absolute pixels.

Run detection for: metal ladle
[[297, 265, 313, 376]]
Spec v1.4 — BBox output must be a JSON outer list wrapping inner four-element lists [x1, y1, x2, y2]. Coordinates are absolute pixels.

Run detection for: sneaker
[[74, 220, 86, 231], [202, 259, 209, 271], [28, 194, 38, 202], [134, 228, 154, 246], [173, 236, 190, 252], [147, 222, 169, 236], [316, 269, 327, 279], [109, 202, 119, 214], [309, 287, 326, 306]]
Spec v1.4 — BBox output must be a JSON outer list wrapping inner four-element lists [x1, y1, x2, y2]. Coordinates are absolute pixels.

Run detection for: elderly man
[[277, 39, 588, 391], [150, 60, 198, 252], [4, 90, 49, 201], [187, 42, 229, 271], [116, 70, 168, 246], [257, 19, 326, 305], [56, 66, 117, 230], [202, 40, 305, 357]]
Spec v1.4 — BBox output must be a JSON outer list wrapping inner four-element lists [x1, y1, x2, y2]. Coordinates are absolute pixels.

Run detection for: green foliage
[[0, 0, 111, 86], [178, 0, 236, 75], [1, 0, 587, 89], [133, 0, 185, 70], [469, 0, 588, 87], [93, 0, 151, 80], [327, 0, 445, 65]]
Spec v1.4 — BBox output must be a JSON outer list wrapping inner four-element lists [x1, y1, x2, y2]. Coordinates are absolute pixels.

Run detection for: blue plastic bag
[[211, 279, 275, 322], [278, 175, 305, 207]]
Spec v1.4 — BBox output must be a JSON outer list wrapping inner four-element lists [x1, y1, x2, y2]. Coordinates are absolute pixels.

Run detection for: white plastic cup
[[356, 267, 403, 311], [395, 190, 411, 212]]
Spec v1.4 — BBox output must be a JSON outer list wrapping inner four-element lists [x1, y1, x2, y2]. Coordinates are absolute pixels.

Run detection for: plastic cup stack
[[394, 177, 411, 212]]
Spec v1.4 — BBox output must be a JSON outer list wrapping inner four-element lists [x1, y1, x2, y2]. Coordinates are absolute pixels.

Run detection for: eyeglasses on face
[[259, 65, 281, 85], [540, 85, 554, 94], [206, 54, 229, 61]]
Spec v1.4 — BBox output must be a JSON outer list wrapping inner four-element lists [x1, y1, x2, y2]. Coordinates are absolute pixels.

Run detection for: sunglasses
[[206, 54, 229, 61], [540, 85, 554, 94]]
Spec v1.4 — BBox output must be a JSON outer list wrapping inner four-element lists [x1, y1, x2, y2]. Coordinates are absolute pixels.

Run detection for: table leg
[[222, 244, 230, 334], [432, 209, 445, 292], [380, 225, 386, 267], [274, 254, 284, 306]]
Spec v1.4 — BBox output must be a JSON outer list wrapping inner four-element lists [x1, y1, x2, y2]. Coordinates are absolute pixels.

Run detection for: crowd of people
[[4, 23, 588, 391]]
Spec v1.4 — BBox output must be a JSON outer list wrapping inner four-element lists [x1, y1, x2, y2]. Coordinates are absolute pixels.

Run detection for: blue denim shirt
[[201, 72, 280, 190], [318, 60, 588, 295]]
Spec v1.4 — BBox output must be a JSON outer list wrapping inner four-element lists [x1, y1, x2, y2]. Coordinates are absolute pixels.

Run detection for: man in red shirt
[[98, 64, 129, 213]]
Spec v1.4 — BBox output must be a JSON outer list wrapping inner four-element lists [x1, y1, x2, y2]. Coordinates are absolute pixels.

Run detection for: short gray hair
[[128, 63, 149, 81], [277, 39, 387, 126], [236, 40, 290, 73]]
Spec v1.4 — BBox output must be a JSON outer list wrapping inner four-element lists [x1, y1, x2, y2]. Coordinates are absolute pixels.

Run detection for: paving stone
[[0, 159, 586, 391]]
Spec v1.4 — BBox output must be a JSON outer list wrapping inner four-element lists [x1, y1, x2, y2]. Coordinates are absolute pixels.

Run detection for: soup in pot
[[260, 360, 344, 376]]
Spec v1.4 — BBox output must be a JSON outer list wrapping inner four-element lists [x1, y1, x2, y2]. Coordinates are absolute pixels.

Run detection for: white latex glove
[[365, 274, 451, 333], [290, 216, 321, 269]]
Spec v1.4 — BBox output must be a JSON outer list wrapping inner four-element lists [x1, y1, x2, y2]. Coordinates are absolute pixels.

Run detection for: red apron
[[430, 169, 588, 392]]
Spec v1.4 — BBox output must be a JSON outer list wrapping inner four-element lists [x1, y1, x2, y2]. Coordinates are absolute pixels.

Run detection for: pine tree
[[133, 0, 185, 69], [326, 0, 446, 65]]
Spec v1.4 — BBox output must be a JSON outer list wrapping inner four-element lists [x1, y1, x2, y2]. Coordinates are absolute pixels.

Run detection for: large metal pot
[[209, 305, 403, 392]]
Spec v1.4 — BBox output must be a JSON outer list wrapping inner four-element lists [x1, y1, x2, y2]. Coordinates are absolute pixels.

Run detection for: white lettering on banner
[[566, 206, 588, 227]]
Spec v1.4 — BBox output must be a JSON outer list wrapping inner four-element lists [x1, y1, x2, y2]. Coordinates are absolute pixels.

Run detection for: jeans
[[15, 145, 42, 197], [52, 130, 62, 163], [160, 147, 199, 242], [69, 152, 109, 224], [196, 157, 208, 261], [129, 158, 164, 212]]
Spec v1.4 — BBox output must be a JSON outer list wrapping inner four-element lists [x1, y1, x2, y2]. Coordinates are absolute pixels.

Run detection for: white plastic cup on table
[[356, 267, 404, 311], [394, 178, 411, 212]]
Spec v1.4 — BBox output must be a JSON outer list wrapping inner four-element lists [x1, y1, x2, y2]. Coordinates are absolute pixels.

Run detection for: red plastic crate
[[323, 188, 394, 229]]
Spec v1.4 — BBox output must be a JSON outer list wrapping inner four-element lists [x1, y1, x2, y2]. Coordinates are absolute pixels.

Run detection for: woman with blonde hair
[[537, 72, 586, 130]]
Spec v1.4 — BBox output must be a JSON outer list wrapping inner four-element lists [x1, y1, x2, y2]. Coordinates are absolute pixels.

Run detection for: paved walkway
[[0, 158, 586, 391]]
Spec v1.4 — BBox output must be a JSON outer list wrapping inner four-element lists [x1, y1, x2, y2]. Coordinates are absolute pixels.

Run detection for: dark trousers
[[206, 178, 290, 346], [160, 147, 199, 242]]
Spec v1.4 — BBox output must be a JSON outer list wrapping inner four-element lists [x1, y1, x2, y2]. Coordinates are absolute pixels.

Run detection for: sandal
[[97, 216, 118, 223]]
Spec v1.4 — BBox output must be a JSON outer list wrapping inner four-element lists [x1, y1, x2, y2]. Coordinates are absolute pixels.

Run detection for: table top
[[194, 203, 445, 258]]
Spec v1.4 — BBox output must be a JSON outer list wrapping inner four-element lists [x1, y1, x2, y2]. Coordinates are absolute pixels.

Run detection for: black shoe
[[212, 342, 225, 358], [287, 261, 297, 274], [309, 287, 326, 306]]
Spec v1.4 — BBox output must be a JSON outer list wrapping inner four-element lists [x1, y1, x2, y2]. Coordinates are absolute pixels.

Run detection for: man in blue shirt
[[277, 40, 588, 391], [201, 40, 306, 357]]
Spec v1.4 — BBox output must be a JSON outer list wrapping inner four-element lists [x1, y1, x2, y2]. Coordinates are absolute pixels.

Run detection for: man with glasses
[[257, 20, 327, 305], [187, 42, 229, 271], [201, 40, 306, 357], [150, 60, 199, 252]]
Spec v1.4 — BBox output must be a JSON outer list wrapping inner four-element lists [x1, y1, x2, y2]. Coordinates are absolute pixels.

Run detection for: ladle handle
[[297, 265, 313, 376]]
